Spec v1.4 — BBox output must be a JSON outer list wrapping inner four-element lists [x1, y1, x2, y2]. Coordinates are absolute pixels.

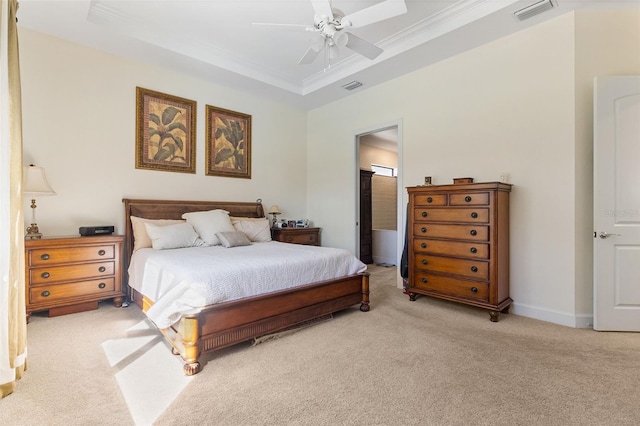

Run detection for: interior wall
[[18, 29, 309, 236]]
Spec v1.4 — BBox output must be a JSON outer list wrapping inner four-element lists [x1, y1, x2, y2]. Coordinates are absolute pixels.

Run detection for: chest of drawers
[[25, 235, 125, 321], [271, 227, 321, 246], [407, 182, 512, 321]]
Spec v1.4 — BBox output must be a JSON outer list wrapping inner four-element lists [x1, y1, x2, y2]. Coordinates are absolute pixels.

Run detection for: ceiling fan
[[254, 0, 407, 68]]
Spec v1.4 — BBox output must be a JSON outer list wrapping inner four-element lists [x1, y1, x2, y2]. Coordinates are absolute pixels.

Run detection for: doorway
[[355, 122, 403, 287]]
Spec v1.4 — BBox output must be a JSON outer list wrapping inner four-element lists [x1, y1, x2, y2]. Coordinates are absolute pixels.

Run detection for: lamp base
[[26, 223, 42, 240]]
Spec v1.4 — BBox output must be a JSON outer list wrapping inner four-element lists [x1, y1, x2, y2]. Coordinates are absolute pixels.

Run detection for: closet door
[[360, 170, 375, 264]]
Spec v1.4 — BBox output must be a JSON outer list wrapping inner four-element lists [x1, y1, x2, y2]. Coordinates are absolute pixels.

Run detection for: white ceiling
[[16, 0, 636, 110]]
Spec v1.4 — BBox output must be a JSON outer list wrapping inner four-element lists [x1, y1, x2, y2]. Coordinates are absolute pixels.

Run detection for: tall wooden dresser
[[25, 235, 125, 321], [406, 182, 512, 321]]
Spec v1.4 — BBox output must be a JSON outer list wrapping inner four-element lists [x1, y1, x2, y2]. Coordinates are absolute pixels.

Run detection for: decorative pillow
[[130, 216, 185, 252], [216, 231, 252, 248], [231, 217, 272, 242], [144, 222, 206, 250], [181, 209, 235, 246]]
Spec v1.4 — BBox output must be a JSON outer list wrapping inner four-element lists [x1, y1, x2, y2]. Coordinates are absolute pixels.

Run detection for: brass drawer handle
[[286, 237, 293, 242], [98, 249, 106, 256], [470, 247, 478, 254], [471, 287, 478, 293], [421, 278, 428, 283], [98, 283, 106, 289], [41, 272, 50, 279], [421, 227, 427, 233], [427, 197, 433, 203], [470, 230, 477, 236], [421, 243, 427, 249], [41, 290, 50, 297], [98, 266, 106, 273], [422, 259, 428, 265], [471, 212, 478, 219], [465, 196, 472, 202], [40, 253, 50, 261], [471, 266, 478, 273], [421, 211, 427, 218]]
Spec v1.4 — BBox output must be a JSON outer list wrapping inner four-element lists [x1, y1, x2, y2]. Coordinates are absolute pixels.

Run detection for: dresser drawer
[[413, 223, 489, 241], [28, 244, 115, 266], [414, 208, 489, 223], [412, 194, 447, 206], [29, 261, 115, 284], [449, 192, 490, 206], [414, 254, 489, 280], [412, 272, 489, 303], [29, 277, 116, 304], [413, 239, 489, 259]]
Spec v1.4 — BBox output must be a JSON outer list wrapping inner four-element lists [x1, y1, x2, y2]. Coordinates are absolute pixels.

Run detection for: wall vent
[[513, 0, 556, 20], [342, 81, 363, 91]]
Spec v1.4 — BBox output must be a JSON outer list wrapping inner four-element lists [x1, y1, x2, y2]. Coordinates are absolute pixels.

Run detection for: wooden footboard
[[132, 272, 370, 375]]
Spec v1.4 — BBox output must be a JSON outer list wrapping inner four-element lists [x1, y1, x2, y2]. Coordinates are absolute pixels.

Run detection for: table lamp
[[268, 205, 281, 229], [23, 164, 56, 239]]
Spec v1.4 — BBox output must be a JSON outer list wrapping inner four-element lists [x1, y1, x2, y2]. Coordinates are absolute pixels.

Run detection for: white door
[[593, 75, 640, 331]]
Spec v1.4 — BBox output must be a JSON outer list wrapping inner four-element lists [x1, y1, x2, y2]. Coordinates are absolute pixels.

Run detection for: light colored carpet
[[1, 264, 639, 426]]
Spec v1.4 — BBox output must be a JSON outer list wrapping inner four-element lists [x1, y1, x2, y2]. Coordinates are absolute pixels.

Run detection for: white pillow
[[181, 209, 235, 246], [130, 216, 185, 252], [231, 217, 272, 242], [144, 222, 205, 250], [216, 231, 252, 248]]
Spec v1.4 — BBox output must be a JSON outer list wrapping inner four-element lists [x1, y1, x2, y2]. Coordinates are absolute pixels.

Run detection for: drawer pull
[[422, 259, 428, 265], [98, 266, 106, 273], [41, 272, 50, 279], [471, 212, 478, 219], [421, 227, 427, 233], [98, 283, 106, 289], [471, 266, 478, 273], [471, 287, 478, 293], [40, 253, 50, 261], [41, 290, 50, 297], [465, 196, 472, 202], [470, 230, 477, 236], [427, 197, 433, 203], [98, 249, 106, 256], [421, 243, 427, 249], [421, 278, 428, 283], [286, 237, 293, 242], [421, 211, 428, 218], [470, 247, 478, 254]]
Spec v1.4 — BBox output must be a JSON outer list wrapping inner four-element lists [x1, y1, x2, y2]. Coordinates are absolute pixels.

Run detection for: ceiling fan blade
[[341, 0, 407, 29], [345, 33, 383, 60], [298, 46, 321, 64], [310, 0, 333, 20]]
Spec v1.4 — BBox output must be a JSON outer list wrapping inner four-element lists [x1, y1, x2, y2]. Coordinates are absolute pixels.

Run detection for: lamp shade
[[268, 205, 281, 215], [23, 164, 56, 195]]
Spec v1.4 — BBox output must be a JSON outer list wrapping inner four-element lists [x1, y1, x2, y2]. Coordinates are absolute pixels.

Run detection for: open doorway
[[355, 122, 403, 287]]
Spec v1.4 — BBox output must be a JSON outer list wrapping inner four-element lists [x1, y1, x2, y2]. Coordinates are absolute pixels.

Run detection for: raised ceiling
[[16, 0, 632, 109]]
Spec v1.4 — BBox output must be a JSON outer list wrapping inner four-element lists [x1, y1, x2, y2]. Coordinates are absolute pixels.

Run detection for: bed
[[122, 198, 370, 375]]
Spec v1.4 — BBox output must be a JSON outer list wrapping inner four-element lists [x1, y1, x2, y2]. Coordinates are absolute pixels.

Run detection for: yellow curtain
[[0, 0, 27, 399]]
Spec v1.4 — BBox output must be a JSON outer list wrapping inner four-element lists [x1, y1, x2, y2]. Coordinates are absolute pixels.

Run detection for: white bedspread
[[128, 241, 367, 328]]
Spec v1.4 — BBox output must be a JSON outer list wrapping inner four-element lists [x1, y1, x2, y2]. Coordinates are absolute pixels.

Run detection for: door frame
[[354, 119, 404, 288]]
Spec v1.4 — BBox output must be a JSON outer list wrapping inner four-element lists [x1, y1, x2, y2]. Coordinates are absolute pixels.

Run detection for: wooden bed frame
[[122, 198, 370, 375]]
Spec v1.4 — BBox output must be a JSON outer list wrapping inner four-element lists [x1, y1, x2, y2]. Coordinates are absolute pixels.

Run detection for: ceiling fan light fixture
[[342, 81, 363, 91], [513, 0, 556, 21]]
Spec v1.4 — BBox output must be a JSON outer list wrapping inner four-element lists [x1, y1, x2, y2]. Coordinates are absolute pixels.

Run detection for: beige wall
[[307, 9, 640, 327], [19, 29, 309, 236]]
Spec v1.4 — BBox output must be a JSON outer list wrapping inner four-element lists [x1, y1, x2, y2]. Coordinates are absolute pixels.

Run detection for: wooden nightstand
[[24, 235, 125, 322], [271, 227, 321, 246]]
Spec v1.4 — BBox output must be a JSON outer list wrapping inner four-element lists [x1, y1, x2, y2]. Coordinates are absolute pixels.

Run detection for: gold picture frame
[[136, 87, 196, 174], [205, 104, 251, 179]]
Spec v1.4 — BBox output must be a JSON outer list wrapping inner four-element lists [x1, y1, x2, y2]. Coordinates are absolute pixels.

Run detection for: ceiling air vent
[[342, 81, 363, 91], [513, 0, 556, 21]]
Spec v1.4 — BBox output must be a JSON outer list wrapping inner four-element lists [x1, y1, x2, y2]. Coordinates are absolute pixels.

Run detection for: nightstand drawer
[[29, 261, 115, 284], [28, 244, 115, 266], [29, 277, 116, 303], [271, 227, 321, 246], [280, 232, 318, 245]]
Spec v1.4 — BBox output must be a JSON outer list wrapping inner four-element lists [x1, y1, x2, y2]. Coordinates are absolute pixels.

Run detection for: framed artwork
[[136, 87, 196, 173], [205, 104, 251, 179]]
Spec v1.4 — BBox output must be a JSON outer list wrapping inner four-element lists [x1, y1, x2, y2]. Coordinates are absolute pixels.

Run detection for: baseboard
[[511, 302, 593, 329], [372, 255, 396, 266]]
